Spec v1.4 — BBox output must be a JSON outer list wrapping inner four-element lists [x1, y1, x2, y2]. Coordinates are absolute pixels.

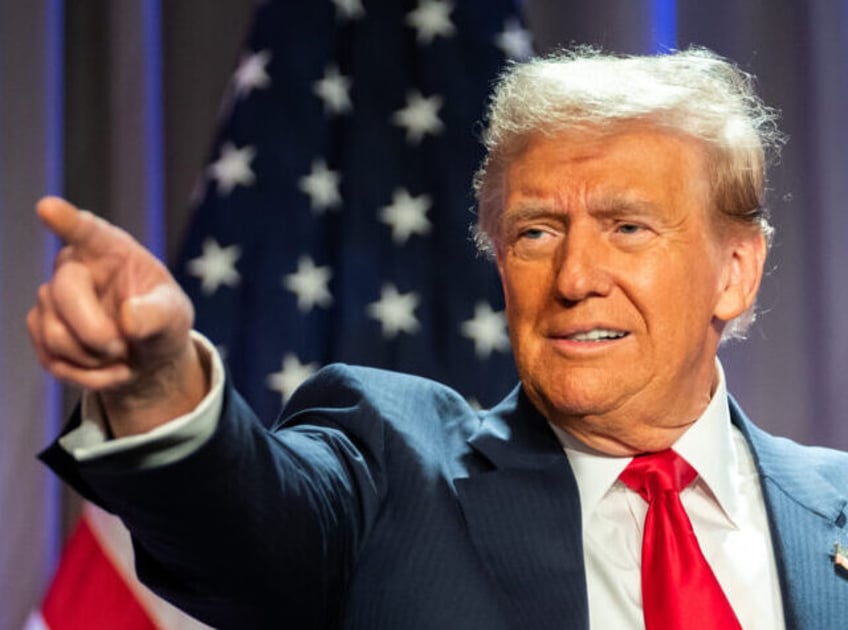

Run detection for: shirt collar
[[674, 360, 739, 525], [551, 359, 740, 527]]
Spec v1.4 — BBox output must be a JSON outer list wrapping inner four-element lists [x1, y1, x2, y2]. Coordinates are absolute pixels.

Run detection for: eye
[[616, 223, 642, 235], [609, 219, 656, 250], [520, 228, 548, 240], [510, 225, 560, 260]]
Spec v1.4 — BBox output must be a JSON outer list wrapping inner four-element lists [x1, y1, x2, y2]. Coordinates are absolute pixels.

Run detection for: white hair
[[473, 46, 784, 341]]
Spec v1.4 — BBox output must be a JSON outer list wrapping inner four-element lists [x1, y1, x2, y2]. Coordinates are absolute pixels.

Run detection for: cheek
[[500, 270, 551, 356], [503, 270, 548, 322], [500, 259, 525, 301], [631, 264, 722, 349], [633, 246, 721, 310]]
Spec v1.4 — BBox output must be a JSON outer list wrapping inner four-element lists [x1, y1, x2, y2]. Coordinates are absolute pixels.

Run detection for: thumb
[[121, 283, 194, 342]]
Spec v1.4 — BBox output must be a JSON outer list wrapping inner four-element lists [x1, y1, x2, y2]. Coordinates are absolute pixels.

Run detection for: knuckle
[[37, 283, 52, 305], [53, 246, 75, 271], [41, 317, 71, 354], [52, 259, 82, 284], [25, 307, 39, 332], [26, 310, 44, 348]]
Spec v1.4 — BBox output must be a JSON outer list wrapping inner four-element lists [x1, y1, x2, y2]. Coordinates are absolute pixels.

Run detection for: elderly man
[[30, 48, 848, 629]]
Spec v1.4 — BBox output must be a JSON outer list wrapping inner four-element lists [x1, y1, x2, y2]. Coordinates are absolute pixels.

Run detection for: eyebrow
[[500, 202, 565, 233], [588, 196, 664, 219], [502, 194, 663, 229]]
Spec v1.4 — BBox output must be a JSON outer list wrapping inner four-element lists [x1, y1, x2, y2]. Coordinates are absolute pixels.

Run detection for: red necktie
[[619, 449, 742, 630]]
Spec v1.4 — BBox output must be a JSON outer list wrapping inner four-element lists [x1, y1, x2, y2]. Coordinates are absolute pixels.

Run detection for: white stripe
[[21, 611, 50, 630]]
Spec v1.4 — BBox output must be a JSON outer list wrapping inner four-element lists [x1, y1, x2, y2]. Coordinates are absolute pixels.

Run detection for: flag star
[[461, 301, 510, 358], [313, 65, 353, 116], [298, 159, 342, 213], [331, 0, 365, 20], [406, 0, 456, 44], [367, 284, 421, 339], [207, 142, 256, 195], [494, 18, 534, 60], [392, 91, 444, 145], [232, 50, 272, 99], [266, 353, 320, 404], [283, 255, 334, 312], [379, 188, 432, 244], [186, 238, 242, 295]]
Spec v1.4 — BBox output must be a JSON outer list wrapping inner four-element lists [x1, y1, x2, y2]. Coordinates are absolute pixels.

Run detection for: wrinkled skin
[[26, 197, 207, 436], [495, 127, 766, 455]]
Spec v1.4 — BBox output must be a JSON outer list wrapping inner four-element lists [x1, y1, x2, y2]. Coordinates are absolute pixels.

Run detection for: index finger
[[36, 196, 118, 254]]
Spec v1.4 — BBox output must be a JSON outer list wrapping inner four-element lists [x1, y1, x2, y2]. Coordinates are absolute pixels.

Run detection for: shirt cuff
[[58, 331, 225, 468]]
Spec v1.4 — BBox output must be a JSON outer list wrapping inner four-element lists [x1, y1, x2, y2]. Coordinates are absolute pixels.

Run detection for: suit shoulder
[[746, 421, 848, 487], [280, 363, 483, 437], [732, 397, 848, 485], [779, 439, 848, 483], [290, 363, 472, 408]]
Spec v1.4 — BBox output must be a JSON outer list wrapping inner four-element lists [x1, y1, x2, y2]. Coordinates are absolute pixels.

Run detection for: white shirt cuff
[[58, 331, 225, 468]]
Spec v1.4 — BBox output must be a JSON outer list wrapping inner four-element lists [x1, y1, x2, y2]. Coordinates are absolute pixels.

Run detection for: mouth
[[559, 328, 629, 342]]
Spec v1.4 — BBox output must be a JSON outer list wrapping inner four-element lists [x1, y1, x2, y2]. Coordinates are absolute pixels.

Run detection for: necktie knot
[[619, 449, 697, 502]]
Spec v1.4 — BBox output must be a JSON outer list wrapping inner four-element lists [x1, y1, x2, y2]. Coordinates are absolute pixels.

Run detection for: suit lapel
[[455, 387, 589, 630], [453, 389, 848, 630], [732, 398, 848, 630]]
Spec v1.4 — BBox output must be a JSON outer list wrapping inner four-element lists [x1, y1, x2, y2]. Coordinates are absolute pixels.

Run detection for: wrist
[[100, 337, 211, 437]]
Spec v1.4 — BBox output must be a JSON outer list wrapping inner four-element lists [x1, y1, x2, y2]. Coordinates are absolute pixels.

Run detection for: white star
[[207, 142, 256, 196], [298, 159, 342, 213], [186, 238, 242, 295], [406, 0, 455, 44], [494, 18, 534, 60], [391, 91, 444, 145], [283, 256, 334, 312], [232, 50, 272, 99], [461, 301, 510, 358], [331, 0, 365, 20], [313, 65, 352, 116], [379, 188, 432, 244], [367, 284, 421, 339], [266, 353, 320, 404]]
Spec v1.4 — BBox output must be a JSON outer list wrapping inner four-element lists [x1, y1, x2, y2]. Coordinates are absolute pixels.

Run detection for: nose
[[555, 223, 613, 303]]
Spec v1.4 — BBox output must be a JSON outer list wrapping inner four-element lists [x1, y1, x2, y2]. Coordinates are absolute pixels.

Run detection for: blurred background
[[2, 0, 847, 628]]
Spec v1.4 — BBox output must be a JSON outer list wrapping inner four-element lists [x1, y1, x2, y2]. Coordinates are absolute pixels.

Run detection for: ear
[[713, 231, 767, 322]]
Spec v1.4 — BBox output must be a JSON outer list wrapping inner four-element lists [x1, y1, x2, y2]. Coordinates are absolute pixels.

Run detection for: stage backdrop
[[2, 1, 848, 629]]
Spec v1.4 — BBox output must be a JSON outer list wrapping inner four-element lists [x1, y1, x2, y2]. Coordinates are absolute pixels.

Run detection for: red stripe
[[42, 516, 158, 630]]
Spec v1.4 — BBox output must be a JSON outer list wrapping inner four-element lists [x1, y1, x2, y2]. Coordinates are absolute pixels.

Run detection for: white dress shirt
[[552, 361, 785, 629], [61, 339, 786, 628]]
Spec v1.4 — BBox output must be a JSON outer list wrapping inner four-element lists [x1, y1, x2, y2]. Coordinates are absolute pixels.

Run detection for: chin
[[525, 376, 621, 421]]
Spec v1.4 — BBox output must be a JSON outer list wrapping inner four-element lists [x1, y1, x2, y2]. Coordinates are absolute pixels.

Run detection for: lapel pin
[[834, 542, 848, 572]]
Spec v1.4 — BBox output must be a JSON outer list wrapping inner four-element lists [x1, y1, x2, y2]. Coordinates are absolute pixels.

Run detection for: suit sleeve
[[39, 364, 389, 630]]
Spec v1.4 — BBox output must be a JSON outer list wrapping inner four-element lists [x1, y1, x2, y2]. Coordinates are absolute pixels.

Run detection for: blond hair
[[474, 47, 784, 340]]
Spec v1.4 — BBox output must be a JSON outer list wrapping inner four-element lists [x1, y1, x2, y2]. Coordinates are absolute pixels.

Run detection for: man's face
[[496, 127, 764, 455]]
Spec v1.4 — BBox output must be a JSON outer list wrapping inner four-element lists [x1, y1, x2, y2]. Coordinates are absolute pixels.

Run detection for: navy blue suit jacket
[[41, 364, 848, 629]]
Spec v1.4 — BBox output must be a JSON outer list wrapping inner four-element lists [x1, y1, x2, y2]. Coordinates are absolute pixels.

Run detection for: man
[[29, 48, 848, 629]]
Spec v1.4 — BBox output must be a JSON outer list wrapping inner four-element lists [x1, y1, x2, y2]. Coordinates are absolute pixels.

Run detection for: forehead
[[502, 126, 710, 212]]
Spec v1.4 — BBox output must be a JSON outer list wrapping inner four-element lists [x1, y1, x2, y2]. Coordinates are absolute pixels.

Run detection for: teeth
[[568, 329, 626, 342]]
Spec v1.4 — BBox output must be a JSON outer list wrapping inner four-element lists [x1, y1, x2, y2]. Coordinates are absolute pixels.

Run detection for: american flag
[[174, 0, 532, 425]]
